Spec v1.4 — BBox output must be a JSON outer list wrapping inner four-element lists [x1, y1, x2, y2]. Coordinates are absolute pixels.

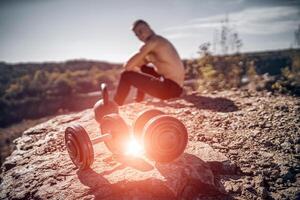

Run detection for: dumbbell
[[133, 109, 188, 163], [93, 83, 119, 124], [65, 113, 130, 169]]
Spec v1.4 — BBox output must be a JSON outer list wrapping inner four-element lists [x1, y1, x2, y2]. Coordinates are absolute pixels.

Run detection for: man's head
[[132, 19, 154, 42]]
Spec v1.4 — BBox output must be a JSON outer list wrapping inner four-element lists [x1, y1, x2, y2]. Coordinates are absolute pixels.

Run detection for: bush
[[271, 53, 300, 96], [185, 49, 300, 96], [75, 79, 95, 93], [195, 55, 243, 91], [5, 82, 23, 99], [52, 76, 74, 96]]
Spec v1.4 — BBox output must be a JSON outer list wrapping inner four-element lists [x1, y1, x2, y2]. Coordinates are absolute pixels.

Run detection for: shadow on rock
[[146, 93, 238, 113], [76, 153, 235, 199], [77, 167, 111, 188], [77, 156, 153, 184], [77, 168, 112, 199], [99, 163, 126, 176], [115, 155, 154, 171], [76, 156, 154, 189], [77, 168, 116, 199], [155, 153, 232, 199]]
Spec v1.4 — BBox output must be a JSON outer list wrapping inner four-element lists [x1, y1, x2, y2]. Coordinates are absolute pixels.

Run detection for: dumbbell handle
[[91, 133, 112, 145]]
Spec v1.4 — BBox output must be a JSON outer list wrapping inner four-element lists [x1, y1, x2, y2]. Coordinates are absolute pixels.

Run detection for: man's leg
[[140, 65, 161, 77], [114, 70, 166, 106], [135, 65, 161, 102]]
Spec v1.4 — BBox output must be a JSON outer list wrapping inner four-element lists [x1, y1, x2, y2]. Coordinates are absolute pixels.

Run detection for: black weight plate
[[100, 114, 130, 155], [143, 115, 188, 163], [133, 109, 164, 143], [65, 125, 94, 169]]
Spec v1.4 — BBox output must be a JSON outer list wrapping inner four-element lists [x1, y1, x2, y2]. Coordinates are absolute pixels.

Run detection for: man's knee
[[120, 71, 137, 81]]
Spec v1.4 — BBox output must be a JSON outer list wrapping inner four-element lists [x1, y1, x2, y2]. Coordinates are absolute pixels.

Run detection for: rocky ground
[[0, 89, 299, 200], [0, 116, 54, 166]]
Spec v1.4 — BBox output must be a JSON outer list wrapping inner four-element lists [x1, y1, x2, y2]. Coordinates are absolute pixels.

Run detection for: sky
[[0, 0, 299, 63]]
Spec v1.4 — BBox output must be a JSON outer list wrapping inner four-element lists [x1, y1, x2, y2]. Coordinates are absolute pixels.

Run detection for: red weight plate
[[100, 114, 130, 155], [143, 115, 188, 163], [65, 125, 94, 169], [133, 109, 164, 143]]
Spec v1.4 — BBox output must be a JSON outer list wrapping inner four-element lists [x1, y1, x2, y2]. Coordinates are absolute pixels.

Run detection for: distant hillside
[[183, 48, 300, 95], [0, 59, 122, 127], [238, 49, 299, 75], [0, 59, 122, 96], [1, 48, 299, 127], [183, 48, 300, 80]]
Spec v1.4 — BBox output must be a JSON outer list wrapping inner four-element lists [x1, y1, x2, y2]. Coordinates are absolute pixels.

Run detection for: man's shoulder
[[154, 35, 168, 41], [147, 35, 169, 46]]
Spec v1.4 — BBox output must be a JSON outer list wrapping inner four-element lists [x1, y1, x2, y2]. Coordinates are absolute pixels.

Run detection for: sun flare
[[125, 138, 143, 157]]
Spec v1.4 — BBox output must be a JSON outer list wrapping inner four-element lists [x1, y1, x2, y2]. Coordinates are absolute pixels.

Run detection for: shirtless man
[[113, 19, 185, 105]]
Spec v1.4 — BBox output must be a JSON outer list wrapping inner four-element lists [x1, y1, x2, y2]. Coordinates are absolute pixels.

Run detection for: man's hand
[[125, 65, 141, 72]]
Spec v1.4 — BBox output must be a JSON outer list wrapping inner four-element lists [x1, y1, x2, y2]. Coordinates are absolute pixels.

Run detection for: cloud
[[163, 5, 300, 38], [165, 32, 201, 39]]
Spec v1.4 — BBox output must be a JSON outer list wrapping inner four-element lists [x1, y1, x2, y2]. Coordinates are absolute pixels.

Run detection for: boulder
[[0, 110, 231, 199]]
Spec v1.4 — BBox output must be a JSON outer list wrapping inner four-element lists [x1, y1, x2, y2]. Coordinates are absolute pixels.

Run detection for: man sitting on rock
[[113, 19, 185, 106]]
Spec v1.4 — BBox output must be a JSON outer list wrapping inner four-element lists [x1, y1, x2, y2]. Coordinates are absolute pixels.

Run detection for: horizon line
[[1, 47, 299, 65]]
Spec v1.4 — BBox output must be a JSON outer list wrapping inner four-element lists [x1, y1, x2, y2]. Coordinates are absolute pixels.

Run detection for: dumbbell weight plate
[[100, 114, 130, 155], [143, 115, 188, 163], [65, 125, 94, 169], [133, 109, 164, 143]]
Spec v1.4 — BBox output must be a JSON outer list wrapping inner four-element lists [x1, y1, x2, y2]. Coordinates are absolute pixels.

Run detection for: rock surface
[[1, 89, 300, 199]]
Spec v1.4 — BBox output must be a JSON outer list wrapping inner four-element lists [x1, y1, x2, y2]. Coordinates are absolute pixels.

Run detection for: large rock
[[2, 89, 300, 199], [0, 109, 232, 200]]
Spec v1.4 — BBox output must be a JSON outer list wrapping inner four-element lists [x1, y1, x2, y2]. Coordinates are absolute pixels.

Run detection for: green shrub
[[52, 76, 74, 96], [271, 53, 300, 96], [195, 55, 243, 91]]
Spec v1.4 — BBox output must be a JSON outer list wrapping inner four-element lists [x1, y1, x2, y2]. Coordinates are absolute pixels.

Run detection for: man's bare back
[[142, 35, 185, 86], [124, 21, 185, 87]]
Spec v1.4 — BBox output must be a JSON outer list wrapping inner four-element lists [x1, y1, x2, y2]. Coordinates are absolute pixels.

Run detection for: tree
[[29, 70, 49, 96], [198, 42, 211, 56], [231, 33, 243, 53], [213, 15, 243, 55], [295, 24, 300, 47], [220, 16, 230, 55], [53, 77, 73, 95]]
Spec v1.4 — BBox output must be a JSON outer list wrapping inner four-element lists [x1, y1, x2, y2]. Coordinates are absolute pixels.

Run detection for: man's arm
[[124, 41, 156, 71]]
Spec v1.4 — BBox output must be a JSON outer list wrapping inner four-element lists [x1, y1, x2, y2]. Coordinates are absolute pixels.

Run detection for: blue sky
[[0, 0, 299, 63]]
